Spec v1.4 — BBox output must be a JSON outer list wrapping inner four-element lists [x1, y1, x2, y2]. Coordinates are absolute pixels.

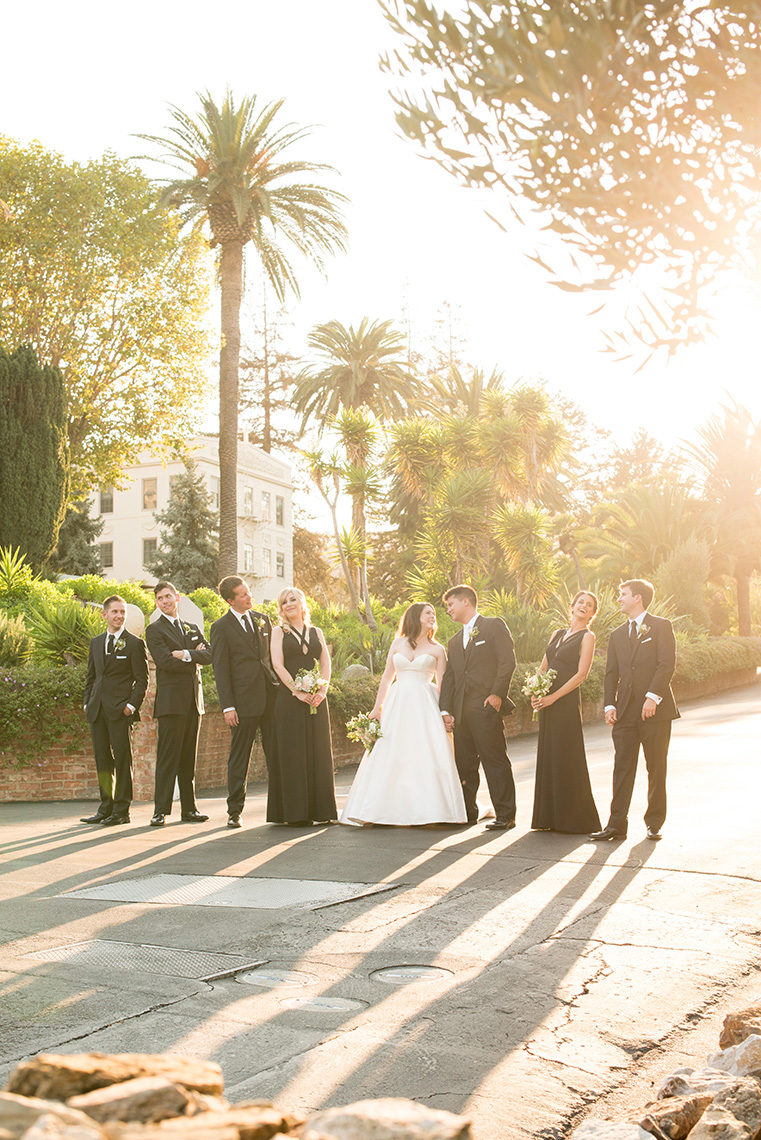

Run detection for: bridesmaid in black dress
[[267, 587, 337, 826], [531, 591, 601, 833]]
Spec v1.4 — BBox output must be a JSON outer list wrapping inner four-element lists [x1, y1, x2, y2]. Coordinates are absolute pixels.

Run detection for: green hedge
[[673, 635, 761, 685], [55, 576, 154, 616], [0, 664, 88, 768]]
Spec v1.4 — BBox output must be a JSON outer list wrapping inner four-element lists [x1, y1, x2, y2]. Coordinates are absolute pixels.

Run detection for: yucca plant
[[27, 595, 105, 665]]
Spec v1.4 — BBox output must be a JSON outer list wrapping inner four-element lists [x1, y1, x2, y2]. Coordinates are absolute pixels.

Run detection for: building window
[[276, 551, 285, 578], [261, 491, 271, 521], [142, 477, 157, 511], [243, 544, 253, 572], [143, 538, 157, 567], [100, 488, 114, 514], [99, 542, 114, 569], [275, 495, 284, 526], [210, 476, 220, 509], [262, 548, 272, 575], [244, 486, 254, 516]]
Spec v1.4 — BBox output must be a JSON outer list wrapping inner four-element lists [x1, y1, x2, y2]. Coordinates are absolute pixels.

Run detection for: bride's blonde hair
[[398, 602, 438, 649]]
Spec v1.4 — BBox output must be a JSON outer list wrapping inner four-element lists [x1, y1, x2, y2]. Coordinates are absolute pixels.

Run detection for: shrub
[[0, 612, 33, 666], [27, 595, 105, 664], [328, 676, 380, 725], [189, 587, 227, 630], [0, 664, 89, 768], [56, 575, 153, 616], [0, 546, 61, 619], [673, 635, 761, 685]]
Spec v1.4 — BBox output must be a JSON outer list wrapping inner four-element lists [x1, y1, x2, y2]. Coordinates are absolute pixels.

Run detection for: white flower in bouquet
[[346, 712, 383, 752], [521, 668, 557, 719], [293, 667, 329, 715]]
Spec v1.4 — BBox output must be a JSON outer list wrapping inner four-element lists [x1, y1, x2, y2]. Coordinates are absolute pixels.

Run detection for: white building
[[93, 434, 293, 603]]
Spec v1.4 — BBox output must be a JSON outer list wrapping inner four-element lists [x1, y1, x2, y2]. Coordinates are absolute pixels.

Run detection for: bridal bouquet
[[346, 712, 383, 752], [293, 667, 329, 715], [521, 667, 557, 719]]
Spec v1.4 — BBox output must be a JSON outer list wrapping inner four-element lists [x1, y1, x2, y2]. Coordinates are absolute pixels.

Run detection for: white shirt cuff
[[646, 692, 662, 704], [126, 704, 135, 713], [223, 706, 236, 713], [604, 705, 615, 713]]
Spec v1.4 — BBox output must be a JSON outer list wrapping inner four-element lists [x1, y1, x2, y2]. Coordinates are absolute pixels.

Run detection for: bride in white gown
[[340, 603, 467, 826]]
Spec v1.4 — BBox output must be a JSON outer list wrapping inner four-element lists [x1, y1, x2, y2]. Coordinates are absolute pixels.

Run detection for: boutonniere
[[638, 623, 651, 640], [181, 622, 194, 635], [468, 626, 480, 643], [114, 636, 127, 653], [258, 617, 268, 633]]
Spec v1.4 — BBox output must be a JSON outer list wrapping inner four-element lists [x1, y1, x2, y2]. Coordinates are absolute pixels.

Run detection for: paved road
[[1, 682, 760, 1140]]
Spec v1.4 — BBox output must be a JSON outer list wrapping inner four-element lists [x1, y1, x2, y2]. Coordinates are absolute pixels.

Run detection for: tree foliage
[[382, 1, 761, 355], [46, 500, 104, 578], [293, 317, 420, 428], [0, 138, 212, 495], [0, 344, 69, 570], [145, 460, 219, 592]]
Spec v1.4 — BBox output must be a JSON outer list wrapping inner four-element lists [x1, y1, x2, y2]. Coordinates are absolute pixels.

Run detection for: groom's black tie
[[106, 633, 115, 655], [629, 621, 637, 649]]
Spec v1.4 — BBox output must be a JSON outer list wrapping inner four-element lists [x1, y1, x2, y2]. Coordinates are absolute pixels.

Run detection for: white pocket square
[[474, 640, 486, 646], [640, 637, 652, 645]]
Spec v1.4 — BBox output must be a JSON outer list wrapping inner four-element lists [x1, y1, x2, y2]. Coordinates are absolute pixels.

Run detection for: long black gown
[[531, 628, 601, 833], [266, 626, 337, 824]]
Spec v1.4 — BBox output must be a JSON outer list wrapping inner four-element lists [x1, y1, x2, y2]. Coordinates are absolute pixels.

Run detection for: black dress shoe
[[150, 813, 166, 827], [589, 826, 627, 841], [646, 828, 662, 841], [227, 814, 242, 828], [102, 813, 130, 826], [181, 810, 209, 822], [485, 818, 516, 831], [80, 814, 110, 824]]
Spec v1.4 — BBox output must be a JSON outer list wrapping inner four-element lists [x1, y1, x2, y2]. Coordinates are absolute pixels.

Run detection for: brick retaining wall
[[0, 667, 757, 803]]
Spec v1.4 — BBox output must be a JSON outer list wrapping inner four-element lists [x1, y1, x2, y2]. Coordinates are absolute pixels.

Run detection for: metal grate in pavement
[[60, 874, 399, 910], [23, 939, 265, 980]]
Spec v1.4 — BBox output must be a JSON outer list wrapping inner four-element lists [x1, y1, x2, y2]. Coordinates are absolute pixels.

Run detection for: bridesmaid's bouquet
[[346, 713, 383, 752], [521, 667, 557, 720], [293, 667, 329, 715]]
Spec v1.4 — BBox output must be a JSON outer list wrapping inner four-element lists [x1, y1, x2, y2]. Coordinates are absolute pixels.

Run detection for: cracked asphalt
[[1, 682, 760, 1140]]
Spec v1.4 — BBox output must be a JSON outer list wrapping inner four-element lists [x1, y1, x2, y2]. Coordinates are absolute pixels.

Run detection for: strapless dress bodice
[[393, 652, 437, 683]]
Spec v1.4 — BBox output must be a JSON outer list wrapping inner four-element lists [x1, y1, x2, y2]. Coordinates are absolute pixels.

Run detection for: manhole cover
[[371, 965, 453, 984], [24, 940, 264, 980], [61, 874, 400, 910], [237, 967, 318, 988], [280, 996, 367, 1012]]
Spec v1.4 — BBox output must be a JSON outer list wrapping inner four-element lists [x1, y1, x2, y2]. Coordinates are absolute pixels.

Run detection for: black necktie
[[106, 633, 114, 655], [629, 621, 637, 648]]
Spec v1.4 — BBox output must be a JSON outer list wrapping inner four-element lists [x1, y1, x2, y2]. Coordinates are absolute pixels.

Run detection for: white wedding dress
[[340, 653, 467, 826]]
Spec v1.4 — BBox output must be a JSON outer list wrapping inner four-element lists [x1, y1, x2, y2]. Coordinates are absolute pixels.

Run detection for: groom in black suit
[[591, 578, 679, 842], [210, 575, 277, 828], [82, 595, 149, 826], [439, 585, 517, 831], [146, 581, 212, 826]]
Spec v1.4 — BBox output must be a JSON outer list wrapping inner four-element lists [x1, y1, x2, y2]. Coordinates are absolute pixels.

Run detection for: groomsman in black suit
[[145, 581, 212, 827], [81, 595, 149, 826], [439, 584, 517, 831], [591, 578, 679, 842], [210, 575, 277, 828]]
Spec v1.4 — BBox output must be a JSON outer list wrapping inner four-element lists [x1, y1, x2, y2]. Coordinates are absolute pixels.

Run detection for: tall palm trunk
[[350, 493, 376, 630], [218, 239, 243, 577]]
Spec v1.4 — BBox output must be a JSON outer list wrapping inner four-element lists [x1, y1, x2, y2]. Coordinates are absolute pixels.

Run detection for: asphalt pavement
[[1, 681, 760, 1140]]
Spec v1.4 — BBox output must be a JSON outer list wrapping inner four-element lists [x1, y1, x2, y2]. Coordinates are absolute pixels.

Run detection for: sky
[[4, 0, 761, 461]]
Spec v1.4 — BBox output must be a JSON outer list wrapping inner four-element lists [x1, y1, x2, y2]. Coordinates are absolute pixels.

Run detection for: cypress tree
[[0, 344, 69, 569]]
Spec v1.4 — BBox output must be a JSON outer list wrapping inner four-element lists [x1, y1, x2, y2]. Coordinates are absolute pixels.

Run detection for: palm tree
[[292, 317, 419, 429], [139, 91, 348, 576], [683, 400, 761, 635]]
